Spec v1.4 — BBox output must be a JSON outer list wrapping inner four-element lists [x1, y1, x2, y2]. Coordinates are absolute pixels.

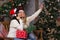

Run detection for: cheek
[[18, 13, 22, 17], [19, 14, 22, 16], [21, 14, 26, 17]]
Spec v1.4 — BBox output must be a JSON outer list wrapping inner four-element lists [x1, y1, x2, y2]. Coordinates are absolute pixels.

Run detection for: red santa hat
[[10, 8, 17, 15], [10, 3, 23, 16]]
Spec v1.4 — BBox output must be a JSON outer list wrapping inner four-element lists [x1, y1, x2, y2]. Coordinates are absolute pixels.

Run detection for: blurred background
[[0, 0, 60, 40]]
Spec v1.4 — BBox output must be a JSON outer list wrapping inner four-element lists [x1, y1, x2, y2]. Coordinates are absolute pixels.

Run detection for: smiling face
[[16, 10, 26, 24], [17, 10, 26, 18]]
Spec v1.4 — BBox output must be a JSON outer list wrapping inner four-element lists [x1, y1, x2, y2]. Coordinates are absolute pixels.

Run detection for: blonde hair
[[23, 16, 27, 25]]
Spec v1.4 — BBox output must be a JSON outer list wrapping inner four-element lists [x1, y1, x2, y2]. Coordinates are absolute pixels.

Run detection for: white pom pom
[[51, 16, 53, 18], [12, 14, 16, 16]]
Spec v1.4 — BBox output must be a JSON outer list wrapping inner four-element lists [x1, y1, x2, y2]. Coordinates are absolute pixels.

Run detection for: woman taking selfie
[[7, 4, 44, 40]]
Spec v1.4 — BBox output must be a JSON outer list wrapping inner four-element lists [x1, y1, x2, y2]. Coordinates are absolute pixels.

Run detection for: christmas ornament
[[57, 0, 60, 2], [51, 16, 53, 18], [5, 10, 8, 12], [18, 3, 22, 6]]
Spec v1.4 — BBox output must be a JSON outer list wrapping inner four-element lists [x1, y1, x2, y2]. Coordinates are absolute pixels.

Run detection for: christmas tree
[[34, 0, 60, 40], [0, 0, 27, 18]]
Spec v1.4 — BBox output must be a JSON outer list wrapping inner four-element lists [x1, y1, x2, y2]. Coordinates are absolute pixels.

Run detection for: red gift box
[[16, 30, 27, 39]]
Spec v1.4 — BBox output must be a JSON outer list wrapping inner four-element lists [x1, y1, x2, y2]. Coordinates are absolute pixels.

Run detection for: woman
[[0, 16, 8, 38], [7, 4, 44, 40]]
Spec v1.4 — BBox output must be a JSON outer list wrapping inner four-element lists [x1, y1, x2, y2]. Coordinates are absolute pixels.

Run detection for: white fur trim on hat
[[12, 14, 16, 16], [14, 8, 17, 13]]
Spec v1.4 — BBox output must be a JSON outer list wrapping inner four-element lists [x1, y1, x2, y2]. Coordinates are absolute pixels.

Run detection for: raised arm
[[27, 4, 44, 22]]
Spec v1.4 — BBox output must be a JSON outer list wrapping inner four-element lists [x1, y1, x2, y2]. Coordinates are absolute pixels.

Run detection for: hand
[[40, 3, 44, 9]]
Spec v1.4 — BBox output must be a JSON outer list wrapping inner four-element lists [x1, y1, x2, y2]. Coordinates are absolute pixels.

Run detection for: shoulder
[[10, 19, 19, 26], [10, 19, 18, 23], [11, 19, 17, 22]]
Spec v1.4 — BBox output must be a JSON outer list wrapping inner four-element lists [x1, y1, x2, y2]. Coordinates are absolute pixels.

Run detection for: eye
[[20, 17, 25, 19]]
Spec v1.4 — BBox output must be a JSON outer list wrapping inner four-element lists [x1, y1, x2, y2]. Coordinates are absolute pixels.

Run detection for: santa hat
[[10, 8, 17, 16], [10, 3, 24, 16]]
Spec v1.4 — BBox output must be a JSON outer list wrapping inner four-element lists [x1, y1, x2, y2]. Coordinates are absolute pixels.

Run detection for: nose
[[21, 13, 25, 17]]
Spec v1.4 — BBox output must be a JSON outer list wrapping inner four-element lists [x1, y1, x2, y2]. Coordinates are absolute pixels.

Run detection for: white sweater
[[7, 9, 42, 38]]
